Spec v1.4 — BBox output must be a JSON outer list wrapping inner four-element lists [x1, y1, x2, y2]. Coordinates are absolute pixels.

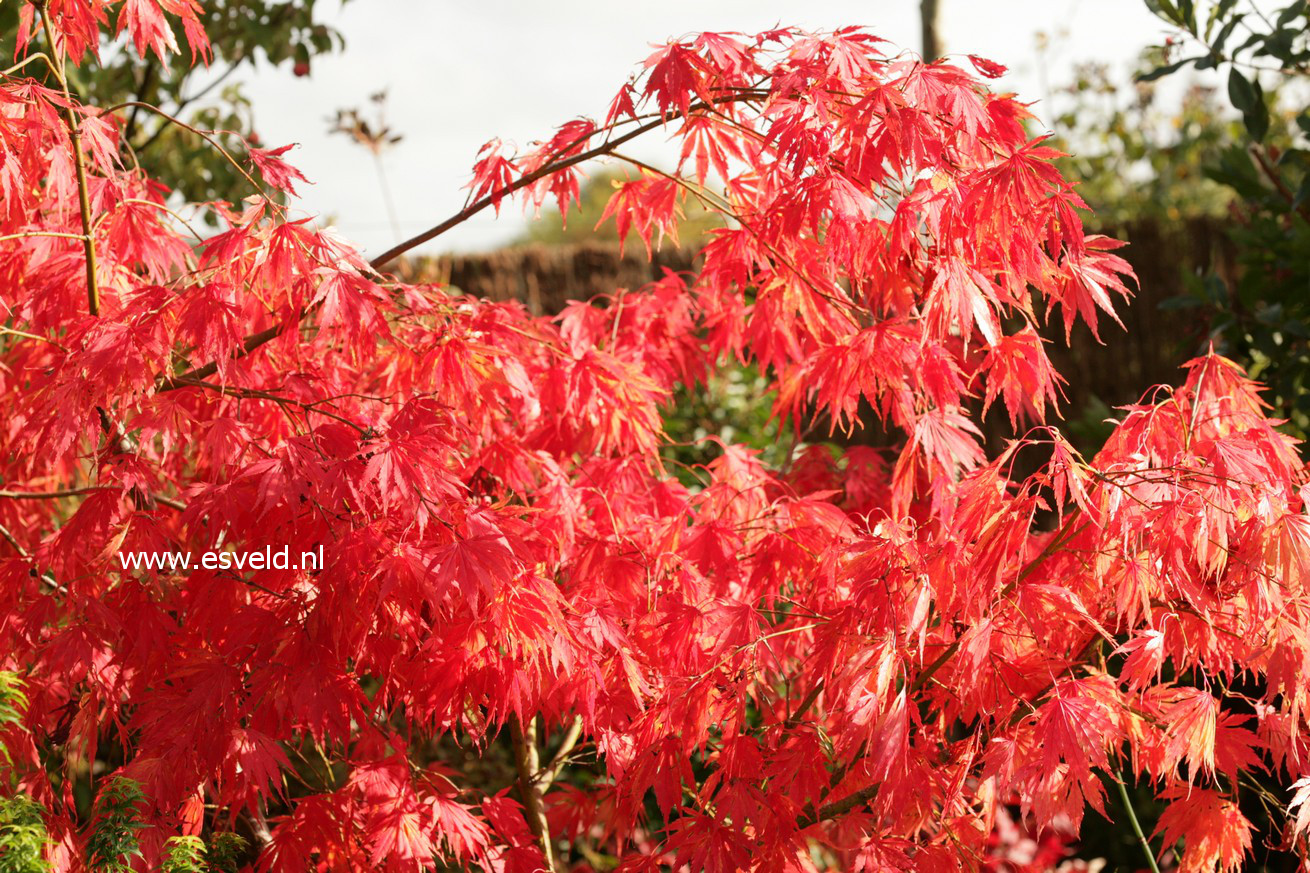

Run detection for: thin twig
[[1250, 144, 1310, 225], [168, 377, 369, 435], [0, 326, 66, 351], [537, 715, 584, 790], [1115, 770, 1162, 873], [100, 101, 268, 198], [0, 486, 185, 511], [0, 520, 30, 558], [1, 52, 55, 77], [0, 230, 89, 244], [37, 4, 100, 315]]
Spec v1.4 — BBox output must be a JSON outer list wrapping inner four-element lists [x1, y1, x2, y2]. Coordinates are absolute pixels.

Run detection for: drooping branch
[[366, 91, 764, 270], [156, 93, 764, 392], [366, 116, 664, 271], [0, 486, 186, 511], [168, 377, 369, 435]]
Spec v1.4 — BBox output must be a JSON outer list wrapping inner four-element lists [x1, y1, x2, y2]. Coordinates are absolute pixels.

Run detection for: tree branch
[[38, 3, 100, 316], [0, 486, 185, 511], [510, 715, 555, 870], [797, 782, 880, 829], [153, 93, 763, 393], [537, 715, 584, 791], [157, 323, 285, 391], [168, 376, 369, 435], [366, 116, 668, 270], [1251, 144, 1310, 225], [366, 91, 764, 270], [784, 680, 825, 728]]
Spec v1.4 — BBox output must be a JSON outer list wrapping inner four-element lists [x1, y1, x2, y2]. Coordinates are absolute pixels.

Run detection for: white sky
[[235, 0, 1174, 256]]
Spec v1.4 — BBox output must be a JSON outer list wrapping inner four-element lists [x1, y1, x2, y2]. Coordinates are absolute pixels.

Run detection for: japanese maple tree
[[1, 4, 1309, 873]]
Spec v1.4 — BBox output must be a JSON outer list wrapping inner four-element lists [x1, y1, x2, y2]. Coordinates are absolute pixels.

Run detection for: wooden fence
[[396, 218, 1234, 445]]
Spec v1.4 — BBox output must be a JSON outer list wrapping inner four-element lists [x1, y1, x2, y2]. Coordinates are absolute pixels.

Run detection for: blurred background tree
[[1048, 59, 1241, 224], [329, 90, 404, 239], [1114, 0, 1308, 436], [0, 0, 352, 215], [1131, 0, 1310, 437], [1053, 7, 1308, 866]]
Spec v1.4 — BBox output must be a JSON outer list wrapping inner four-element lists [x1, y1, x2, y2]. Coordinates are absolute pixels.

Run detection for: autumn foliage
[[2, 4, 1309, 873]]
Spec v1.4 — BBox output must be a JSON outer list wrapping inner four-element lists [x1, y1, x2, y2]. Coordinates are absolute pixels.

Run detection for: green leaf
[[0, 795, 49, 873], [1144, 0, 1186, 25], [1245, 79, 1270, 142], [1179, 0, 1197, 30], [87, 779, 146, 873], [1211, 13, 1244, 54], [1263, 28, 1299, 63], [205, 833, 249, 873], [1136, 57, 1199, 81], [1225, 69, 1270, 141], [1277, 148, 1309, 168], [1227, 68, 1257, 113], [1276, 1, 1305, 26], [160, 837, 206, 873], [1231, 30, 1267, 56], [1295, 174, 1310, 210]]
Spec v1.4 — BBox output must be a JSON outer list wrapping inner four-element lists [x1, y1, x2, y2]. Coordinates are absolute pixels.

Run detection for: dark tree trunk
[[921, 0, 943, 61]]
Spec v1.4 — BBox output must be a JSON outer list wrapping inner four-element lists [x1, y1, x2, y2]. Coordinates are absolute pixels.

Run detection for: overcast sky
[[236, 0, 1172, 257]]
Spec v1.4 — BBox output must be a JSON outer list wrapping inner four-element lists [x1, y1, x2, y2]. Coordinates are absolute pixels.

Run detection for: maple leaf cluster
[[1, 5, 1309, 873]]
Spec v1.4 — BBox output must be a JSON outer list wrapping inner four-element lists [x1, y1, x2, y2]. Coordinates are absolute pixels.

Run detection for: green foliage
[[204, 833, 248, 873], [0, 0, 350, 211], [0, 674, 25, 754], [0, 796, 48, 873], [661, 363, 784, 487], [85, 779, 145, 873], [160, 836, 206, 873], [1138, 0, 1310, 437], [0, 673, 28, 785]]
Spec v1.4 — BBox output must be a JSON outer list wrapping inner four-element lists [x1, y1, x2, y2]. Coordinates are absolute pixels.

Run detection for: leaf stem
[[1115, 771, 1161, 873]]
